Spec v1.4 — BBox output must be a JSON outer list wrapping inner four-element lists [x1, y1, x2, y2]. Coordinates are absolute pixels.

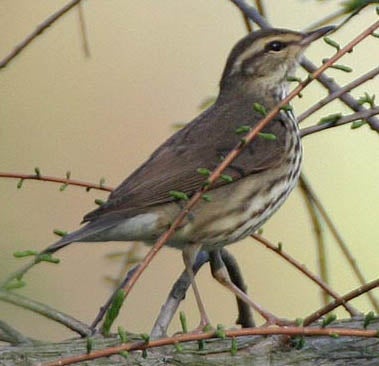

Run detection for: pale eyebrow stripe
[[228, 34, 302, 76]]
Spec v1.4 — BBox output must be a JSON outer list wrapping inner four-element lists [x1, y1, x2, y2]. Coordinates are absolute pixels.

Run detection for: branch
[[298, 66, 379, 123], [41, 320, 379, 366], [77, 2, 91, 58], [229, 0, 270, 28], [0, 0, 82, 69], [298, 175, 379, 313], [304, 278, 379, 325], [300, 59, 379, 132], [251, 234, 359, 317], [0, 320, 33, 345], [299, 174, 330, 306], [0, 289, 91, 336], [300, 107, 379, 137], [0, 172, 113, 193]]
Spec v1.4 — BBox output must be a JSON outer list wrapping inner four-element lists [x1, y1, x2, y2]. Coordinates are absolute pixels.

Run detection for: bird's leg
[[218, 249, 255, 328], [182, 243, 211, 330], [209, 250, 291, 327]]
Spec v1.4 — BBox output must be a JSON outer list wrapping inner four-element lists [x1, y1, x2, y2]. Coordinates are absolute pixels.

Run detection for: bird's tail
[[41, 232, 79, 254], [41, 215, 122, 254]]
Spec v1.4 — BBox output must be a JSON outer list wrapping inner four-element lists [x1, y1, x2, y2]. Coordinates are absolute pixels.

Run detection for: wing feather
[[83, 95, 289, 222]]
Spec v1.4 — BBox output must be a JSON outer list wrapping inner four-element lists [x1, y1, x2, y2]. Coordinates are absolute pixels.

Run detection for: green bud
[[197, 168, 211, 176], [318, 113, 342, 125], [13, 250, 38, 258], [323, 37, 340, 51], [235, 125, 251, 134], [253, 102, 267, 116], [169, 190, 189, 201], [86, 337, 94, 354], [258, 132, 277, 140], [102, 289, 126, 336], [34, 167, 41, 178], [231, 337, 238, 356], [351, 120, 366, 129], [53, 229, 68, 237], [220, 174, 233, 183], [179, 311, 188, 333], [363, 311, 375, 329], [321, 313, 337, 328]]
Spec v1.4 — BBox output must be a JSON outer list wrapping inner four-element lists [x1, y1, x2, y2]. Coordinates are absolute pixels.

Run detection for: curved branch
[[0, 289, 91, 336], [0, 0, 82, 69]]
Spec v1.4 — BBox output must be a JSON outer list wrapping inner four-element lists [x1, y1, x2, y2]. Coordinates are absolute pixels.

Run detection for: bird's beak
[[301, 25, 335, 46]]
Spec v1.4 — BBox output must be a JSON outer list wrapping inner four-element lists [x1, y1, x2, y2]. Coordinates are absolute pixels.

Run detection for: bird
[[37, 25, 334, 328]]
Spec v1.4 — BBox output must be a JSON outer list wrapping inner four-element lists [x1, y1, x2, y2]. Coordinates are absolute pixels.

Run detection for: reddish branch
[[0, 172, 112, 193], [251, 234, 359, 317], [42, 325, 379, 366], [304, 278, 379, 325]]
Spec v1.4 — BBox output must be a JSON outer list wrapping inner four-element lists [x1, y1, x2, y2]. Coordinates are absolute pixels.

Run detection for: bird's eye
[[266, 41, 286, 52]]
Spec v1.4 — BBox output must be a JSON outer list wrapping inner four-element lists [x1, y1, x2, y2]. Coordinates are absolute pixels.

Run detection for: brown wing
[[83, 95, 289, 222]]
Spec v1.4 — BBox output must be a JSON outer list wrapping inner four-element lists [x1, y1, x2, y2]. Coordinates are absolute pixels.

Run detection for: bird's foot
[[261, 315, 295, 327]]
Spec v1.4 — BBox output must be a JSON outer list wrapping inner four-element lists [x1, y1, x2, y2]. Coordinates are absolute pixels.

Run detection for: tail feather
[[42, 215, 123, 254], [43, 232, 81, 254]]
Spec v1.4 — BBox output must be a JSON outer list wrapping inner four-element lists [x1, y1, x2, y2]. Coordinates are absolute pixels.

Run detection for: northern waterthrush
[[43, 26, 333, 326]]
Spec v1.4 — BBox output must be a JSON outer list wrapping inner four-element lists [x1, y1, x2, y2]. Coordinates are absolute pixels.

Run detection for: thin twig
[[77, 1, 91, 57], [304, 278, 379, 326], [254, 0, 267, 18], [251, 234, 359, 316], [298, 175, 379, 313], [0, 0, 82, 69], [304, 9, 346, 32], [298, 175, 330, 306], [119, 20, 379, 302], [304, 2, 375, 32], [229, 0, 270, 28], [0, 172, 113, 193], [242, 14, 253, 32], [301, 107, 379, 137], [301, 59, 379, 132], [298, 66, 379, 123]]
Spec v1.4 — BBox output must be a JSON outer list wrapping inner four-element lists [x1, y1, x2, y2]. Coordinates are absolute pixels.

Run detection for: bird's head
[[220, 26, 334, 98]]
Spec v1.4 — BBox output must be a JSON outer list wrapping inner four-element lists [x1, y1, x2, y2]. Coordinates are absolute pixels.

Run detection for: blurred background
[[0, 0, 378, 341]]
